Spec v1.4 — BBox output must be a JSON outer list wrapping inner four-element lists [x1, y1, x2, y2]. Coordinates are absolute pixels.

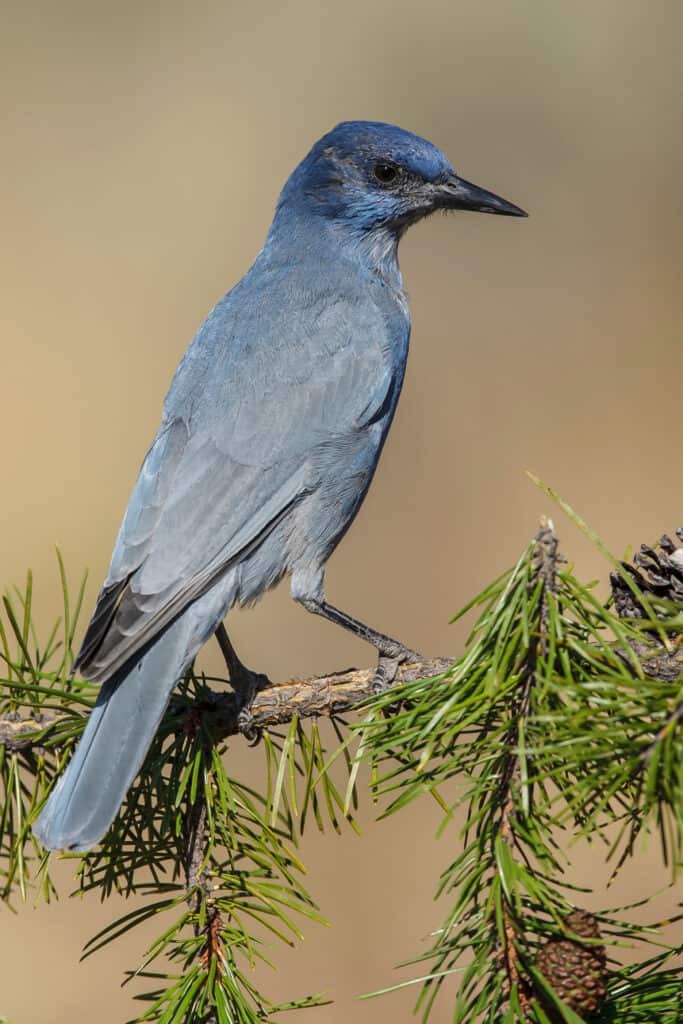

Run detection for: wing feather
[[76, 259, 405, 682]]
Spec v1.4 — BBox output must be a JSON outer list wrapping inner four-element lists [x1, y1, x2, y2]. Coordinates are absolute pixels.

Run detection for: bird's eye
[[373, 162, 399, 185]]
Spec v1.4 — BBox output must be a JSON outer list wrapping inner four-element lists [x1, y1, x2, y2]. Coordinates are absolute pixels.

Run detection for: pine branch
[[496, 520, 559, 1016], [3, 512, 683, 1023], [358, 516, 683, 1022], [0, 709, 66, 751], [182, 717, 225, 986], [642, 693, 683, 764], [0, 657, 453, 753]]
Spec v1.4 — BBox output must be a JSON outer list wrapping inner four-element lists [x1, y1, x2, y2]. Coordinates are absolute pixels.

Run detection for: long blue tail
[[34, 579, 235, 852]]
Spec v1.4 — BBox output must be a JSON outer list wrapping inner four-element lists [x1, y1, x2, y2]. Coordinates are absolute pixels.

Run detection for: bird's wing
[[76, 274, 398, 681]]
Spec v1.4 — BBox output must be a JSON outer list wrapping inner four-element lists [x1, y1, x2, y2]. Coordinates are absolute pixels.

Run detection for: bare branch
[[209, 655, 453, 736], [0, 657, 454, 751], [0, 710, 68, 751]]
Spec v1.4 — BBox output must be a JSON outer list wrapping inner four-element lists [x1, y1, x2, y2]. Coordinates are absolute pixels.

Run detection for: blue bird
[[35, 121, 526, 851]]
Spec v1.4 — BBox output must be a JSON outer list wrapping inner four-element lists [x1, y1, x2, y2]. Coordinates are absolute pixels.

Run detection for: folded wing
[[75, 274, 394, 683]]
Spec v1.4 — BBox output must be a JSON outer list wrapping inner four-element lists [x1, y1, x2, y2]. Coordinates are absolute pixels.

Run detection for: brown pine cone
[[535, 909, 608, 1021], [610, 529, 683, 620]]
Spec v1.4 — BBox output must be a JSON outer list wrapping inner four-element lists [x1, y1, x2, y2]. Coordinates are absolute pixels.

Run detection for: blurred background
[[2, 0, 683, 1020]]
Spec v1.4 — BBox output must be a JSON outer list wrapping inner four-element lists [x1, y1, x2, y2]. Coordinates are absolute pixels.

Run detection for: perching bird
[[34, 120, 526, 852]]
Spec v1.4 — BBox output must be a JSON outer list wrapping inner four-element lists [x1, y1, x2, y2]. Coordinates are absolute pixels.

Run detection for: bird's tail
[[34, 579, 236, 852]]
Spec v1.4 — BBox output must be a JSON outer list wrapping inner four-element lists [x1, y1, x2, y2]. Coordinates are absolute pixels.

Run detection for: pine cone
[[610, 529, 683, 620], [535, 909, 608, 1021]]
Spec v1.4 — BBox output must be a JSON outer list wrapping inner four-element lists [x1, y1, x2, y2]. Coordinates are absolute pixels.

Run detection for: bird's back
[[76, 245, 410, 682]]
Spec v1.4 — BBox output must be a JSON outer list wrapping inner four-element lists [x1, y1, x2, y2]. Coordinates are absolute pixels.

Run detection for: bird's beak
[[437, 174, 528, 217]]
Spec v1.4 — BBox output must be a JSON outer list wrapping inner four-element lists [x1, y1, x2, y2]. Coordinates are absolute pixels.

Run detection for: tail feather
[[34, 576, 237, 852]]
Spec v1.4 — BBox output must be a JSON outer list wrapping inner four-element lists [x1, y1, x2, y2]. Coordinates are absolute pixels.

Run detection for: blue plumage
[[35, 121, 526, 851]]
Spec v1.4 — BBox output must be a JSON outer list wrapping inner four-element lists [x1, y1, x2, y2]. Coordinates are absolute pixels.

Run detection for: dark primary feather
[[73, 576, 130, 673]]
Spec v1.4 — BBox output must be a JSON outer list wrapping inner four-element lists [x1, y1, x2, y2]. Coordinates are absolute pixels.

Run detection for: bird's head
[[276, 121, 526, 240]]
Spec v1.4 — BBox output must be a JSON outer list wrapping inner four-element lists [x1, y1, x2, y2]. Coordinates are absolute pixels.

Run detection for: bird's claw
[[379, 642, 422, 664], [371, 644, 424, 693], [237, 705, 261, 745], [233, 670, 268, 745], [372, 655, 406, 693]]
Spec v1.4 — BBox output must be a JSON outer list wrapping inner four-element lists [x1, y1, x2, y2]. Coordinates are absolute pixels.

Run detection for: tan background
[[2, 0, 683, 1020]]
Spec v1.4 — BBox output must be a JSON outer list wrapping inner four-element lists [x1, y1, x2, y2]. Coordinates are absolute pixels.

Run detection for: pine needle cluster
[[0, 497, 682, 1022]]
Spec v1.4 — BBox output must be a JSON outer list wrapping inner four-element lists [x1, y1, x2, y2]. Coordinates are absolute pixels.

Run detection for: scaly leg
[[215, 623, 269, 738], [296, 597, 421, 691]]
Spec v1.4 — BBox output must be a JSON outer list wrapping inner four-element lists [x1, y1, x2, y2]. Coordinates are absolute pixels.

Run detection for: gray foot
[[377, 641, 422, 663], [372, 655, 400, 693], [371, 644, 422, 693], [233, 667, 268, 744]]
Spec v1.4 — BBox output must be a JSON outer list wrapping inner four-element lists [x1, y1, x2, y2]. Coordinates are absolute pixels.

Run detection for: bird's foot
[[378, 640, 422, 664], [372, 655, 401, 693], [237, 704, 260, 745], [232, 668, 269, 745], [371, 644, 423, 694]]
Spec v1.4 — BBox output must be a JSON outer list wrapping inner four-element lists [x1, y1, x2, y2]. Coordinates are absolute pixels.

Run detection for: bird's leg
[[298, 598, 421, 692], [215, 622, 250, 687], [214, 623, 268, 739]]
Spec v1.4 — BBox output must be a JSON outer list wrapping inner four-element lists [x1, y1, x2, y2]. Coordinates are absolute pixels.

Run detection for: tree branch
[[0, 657, 454, 751], [0, 710, 67, 752], [497, 518, 560, 1015]]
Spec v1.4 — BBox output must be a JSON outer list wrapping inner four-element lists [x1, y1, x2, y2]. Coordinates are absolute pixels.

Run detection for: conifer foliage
[[0, 502, 682, 1022]]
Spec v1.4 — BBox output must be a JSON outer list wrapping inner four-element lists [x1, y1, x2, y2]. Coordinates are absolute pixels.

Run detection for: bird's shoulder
[[166, 251, 409, 412]]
